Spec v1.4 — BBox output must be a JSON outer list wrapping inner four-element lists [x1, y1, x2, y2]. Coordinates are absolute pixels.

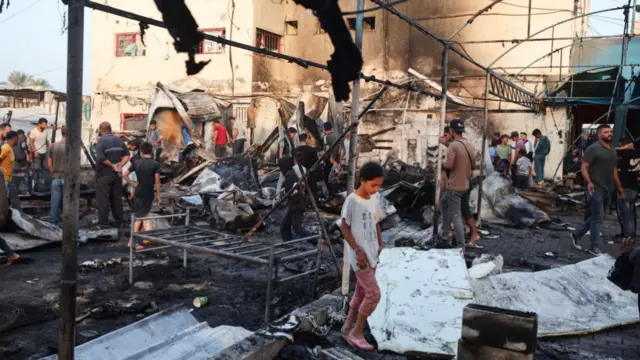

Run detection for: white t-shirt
[[30, 128, 49, 154], [234, 123, 245, 140], [524, 140, 533, 155], [341, 192, 383, 271], [516, 156, 532, 176]]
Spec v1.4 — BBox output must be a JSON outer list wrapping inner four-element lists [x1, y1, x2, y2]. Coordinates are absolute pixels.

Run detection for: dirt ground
[[0, 227, 341, 360]]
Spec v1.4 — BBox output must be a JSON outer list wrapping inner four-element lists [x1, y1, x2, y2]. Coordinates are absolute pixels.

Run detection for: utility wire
[[342, 0, 408, 15], [419, 9, 572, 21], [0, 0, 44, 25]]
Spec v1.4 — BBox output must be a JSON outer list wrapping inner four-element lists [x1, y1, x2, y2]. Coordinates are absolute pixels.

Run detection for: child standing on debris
[[515, 149, 533, 190], [123, 142, 161, 250], [341, 162, 384, 351], [279, 155, 311, 241]]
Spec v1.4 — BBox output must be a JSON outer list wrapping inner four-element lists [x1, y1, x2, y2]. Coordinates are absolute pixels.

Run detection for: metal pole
[[52, 98, 61, 144], [59, 1, 84, 359], [347, 0, 365, 195], [527, 0, 532, 37], [129, 213, 135, 284], [631, 0, 637, 34], [343, 0, 365, 302], [183, 209, 190, 269], [477, 73, 490, 227], [432, 45, 449, 236], [550, 27, 555, 70], [265, 246, 275, 324]]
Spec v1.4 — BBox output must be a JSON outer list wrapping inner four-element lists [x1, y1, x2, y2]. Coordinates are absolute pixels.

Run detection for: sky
[[0, 0, 631, 95]]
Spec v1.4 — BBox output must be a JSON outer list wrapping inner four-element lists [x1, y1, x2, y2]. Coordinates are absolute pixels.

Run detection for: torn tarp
[[479, 172, 550, 226], [0, 209, 118, 253]]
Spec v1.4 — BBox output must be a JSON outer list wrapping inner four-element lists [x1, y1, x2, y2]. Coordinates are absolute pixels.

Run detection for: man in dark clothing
[[0, 174, 19, 264], [95, 122, 130, 227], [279, 127, 298, 159], [616, 138, 640, 237], [295, 133, 320, 199], [12, 129, 31, 195], [279, 156, 311, 241], [124, 142, 161, 249], [571, 125, 625, 255]]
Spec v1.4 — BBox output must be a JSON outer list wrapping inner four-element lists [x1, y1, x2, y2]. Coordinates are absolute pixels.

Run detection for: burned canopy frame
[[83, 1, 438, 100], [369, 0, 540, 112]]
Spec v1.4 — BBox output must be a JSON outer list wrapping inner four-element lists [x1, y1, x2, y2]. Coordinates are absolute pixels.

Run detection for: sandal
[[346, 335, 374, 351], [127, 242, 144, 250], [466, 242, 484, 249], [7, 254, 20, 265]]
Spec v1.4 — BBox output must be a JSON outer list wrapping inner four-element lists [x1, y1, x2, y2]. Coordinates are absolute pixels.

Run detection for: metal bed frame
[[128, 210, 324, 323]]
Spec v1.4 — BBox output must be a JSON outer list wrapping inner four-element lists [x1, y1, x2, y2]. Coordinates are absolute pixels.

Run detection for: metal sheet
[[471, 255, 640, 337], [369, 248, 473, 357], [41, 305, 251, 360]]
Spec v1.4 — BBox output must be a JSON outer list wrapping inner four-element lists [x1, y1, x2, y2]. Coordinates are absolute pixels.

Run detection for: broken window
[[120, 113, 147, 131], [115, 33, 146, 57], [347, 17, 376, 31], [285, 21, 298, 35], [196, 28, 226, 54], [256, 28, 282, 52]]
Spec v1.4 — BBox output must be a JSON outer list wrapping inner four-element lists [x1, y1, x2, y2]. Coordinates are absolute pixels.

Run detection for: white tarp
[[471, 255, 640, 337], [369, 248, 473, 357], [0, 209, 118, 254]]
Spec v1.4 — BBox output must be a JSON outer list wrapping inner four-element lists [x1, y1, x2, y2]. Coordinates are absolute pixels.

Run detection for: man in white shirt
[[29, 118, 50, 192], [230, 117, 246, 155]]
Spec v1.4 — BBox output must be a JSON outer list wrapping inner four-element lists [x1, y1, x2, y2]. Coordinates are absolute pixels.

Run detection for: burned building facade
[[91, 0, 590, 179]]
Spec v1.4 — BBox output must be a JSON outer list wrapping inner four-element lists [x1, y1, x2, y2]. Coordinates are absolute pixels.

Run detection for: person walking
[[123, 142, 161, 249], [230, 117, 246, 155], [279, 155, 311, 242], [571, 124, 625, 255], [48, 127, 66, 225], [29, 118, 50, 192], [441, 119, 476, 247], [532, 128, 551, 188], [95, 122, 130, 228], [212, 119, 230, 158], [340, 162, 384, 351]]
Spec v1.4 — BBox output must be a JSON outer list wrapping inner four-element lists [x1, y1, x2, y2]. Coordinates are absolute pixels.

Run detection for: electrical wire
[[418, 9, 572, 21], [491, 1, 572, 12], [341, 0, 408, 15], [0, 0, 44, 25]]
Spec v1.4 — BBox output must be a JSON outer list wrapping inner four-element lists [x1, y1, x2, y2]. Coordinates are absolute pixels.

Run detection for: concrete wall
[[90, 0, 254, 129], [252, 0, 584, 93]]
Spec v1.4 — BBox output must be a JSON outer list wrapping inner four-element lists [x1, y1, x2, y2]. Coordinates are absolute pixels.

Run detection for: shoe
[[569, 233, 582, 250], [588, 248, 604, 256]]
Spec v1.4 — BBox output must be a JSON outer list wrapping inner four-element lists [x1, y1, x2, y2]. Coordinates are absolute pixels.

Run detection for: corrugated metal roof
[[41, 305, 252, 360]]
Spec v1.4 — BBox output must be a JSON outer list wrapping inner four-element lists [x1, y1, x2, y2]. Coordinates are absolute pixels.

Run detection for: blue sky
[[0, 0, 630, 95]]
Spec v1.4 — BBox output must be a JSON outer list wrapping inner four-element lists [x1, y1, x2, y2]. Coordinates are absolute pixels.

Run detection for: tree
[[31, 78, 52, 89], [7, 71, 33, 88]]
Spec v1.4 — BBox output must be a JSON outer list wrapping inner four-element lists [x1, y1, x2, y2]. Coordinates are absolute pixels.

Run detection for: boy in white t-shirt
[[340, 162, 384, 351], [515, 149, 533, 190]]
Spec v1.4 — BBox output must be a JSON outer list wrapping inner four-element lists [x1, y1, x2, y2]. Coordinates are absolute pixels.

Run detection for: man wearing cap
[[441, 119, 476, 247], [279, 127, 298, 160]]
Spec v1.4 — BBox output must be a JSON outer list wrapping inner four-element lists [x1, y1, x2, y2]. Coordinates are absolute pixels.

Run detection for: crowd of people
[[487, 128, 551, 190], [0, 118, 68, 264]]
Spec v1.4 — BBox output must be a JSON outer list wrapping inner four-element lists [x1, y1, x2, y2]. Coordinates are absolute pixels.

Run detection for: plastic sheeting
[[479, 172, 550, 226], [40, 305, 251, 360], [0, 209, 118, 253], [369, 248, 473, 357], [471, 255, 640, 337]]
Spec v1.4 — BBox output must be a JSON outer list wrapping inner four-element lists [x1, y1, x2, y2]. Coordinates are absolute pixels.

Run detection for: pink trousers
[[349, 267, 381, 317]]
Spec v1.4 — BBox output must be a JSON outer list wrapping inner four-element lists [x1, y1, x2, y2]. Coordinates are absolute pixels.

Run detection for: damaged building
[[90, 0, 595, 180]]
